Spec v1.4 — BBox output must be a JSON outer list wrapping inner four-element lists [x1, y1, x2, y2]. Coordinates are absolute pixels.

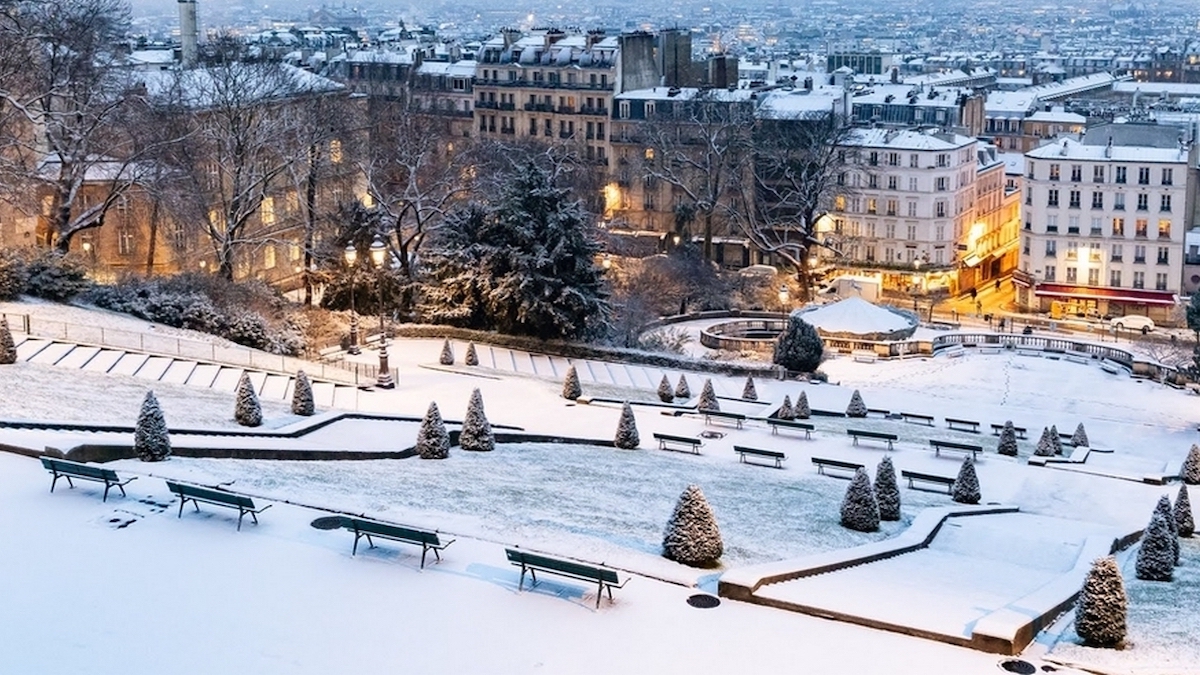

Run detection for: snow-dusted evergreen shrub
[[674, 375, 690, 400], [997, 421, 1019, 457], [1071, 423, 1089, 448], [416, 401, 450, 459], [795, 391, 811, 419], [134, 391, 171, 461], [657, 375, 674, 403], [1183, 444, 1200, 485], [845, 389, 867, 418], [291, 370, 315, 416], [840, 468, 880, 532], [1135, 511, 1175, 582], [698, 379, 720, 412], [1176, 484, 1194, 538], [234, 373, 262, 427], [562, 366, 582, 400], [777, 395, 795, 420], [952, 457, 981, 505], [614, 402, 640, 449], [875, 456, 901, 521], [1050, 424, 1064, 455], [1075, 556, 1127, 648], [1034, 427, 1057, 457], [459, 388, 494, 452], [661, 484, 723, 567], [742, 376, 757, 401], [773, 314, 823, 372], [439, 339, 454, 365], [0, 318, 15, 365], [1154, 495, 1180, 565], [465, 342, 479, 366]]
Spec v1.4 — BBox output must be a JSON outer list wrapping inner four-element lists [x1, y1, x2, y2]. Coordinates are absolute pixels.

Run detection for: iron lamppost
[[343, 243, 361, 356], [369, 236, 395, 389]]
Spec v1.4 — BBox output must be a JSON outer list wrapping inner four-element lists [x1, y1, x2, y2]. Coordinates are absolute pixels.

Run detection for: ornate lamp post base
[[348, 313, 361, 356], [376, 341, 395, 389]]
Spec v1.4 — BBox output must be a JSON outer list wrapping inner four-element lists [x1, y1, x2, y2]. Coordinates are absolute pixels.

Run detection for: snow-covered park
[[1, 299, 1198, 674]]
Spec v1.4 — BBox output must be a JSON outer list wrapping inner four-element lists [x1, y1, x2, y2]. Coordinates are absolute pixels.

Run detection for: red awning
[[1032, 283, 1177, 305]]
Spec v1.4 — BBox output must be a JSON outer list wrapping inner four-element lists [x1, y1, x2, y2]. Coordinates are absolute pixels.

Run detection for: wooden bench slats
[[41, 456, 137, 502], [702, 410, 746, 429], [505, 548, 626, 608], [166, 480, 270, 531], [733, 445, 786, 468], [768, 419, 813, 439], [944, 418, 981, 433], [900, 470, 955, 494], [652, 433, 701, 454], [989, 424, 1028, 439], [344, 517, 453, 568], [929, 439, 983, 459], [846, 429, 897, 450], [900, 412, 935, 426], [811, 456, 863, 476]]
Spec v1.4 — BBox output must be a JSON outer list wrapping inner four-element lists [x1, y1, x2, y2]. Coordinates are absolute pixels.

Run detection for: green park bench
[[342, 516, 454, 569], [41, 456, 137, 502], [505, 548, 627, 609], [166, 480, 271, 531]]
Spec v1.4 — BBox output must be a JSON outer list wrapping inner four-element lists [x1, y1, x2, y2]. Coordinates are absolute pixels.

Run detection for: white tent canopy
[[796, 297, 914, 336]]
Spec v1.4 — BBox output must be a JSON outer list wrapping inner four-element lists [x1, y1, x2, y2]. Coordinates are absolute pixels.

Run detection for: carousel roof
[[796, 297, 914, 335]]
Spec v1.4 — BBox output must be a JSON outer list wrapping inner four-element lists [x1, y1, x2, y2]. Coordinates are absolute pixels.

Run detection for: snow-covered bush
[[22, 250, 91, 301], [773, 314, 823, 372], [225, 311, 271, 351], [439, 339, 454, 365], [465, 342, 479, 366], [875, 456, 901, 521], [997, 421, 1019, 457], [661, 484, 723, 567], [845, 389, 867, 418], [952, 456, 981, 505], [777, 395, 795, 420], [1176, 484, 1194, 538], [1154, 494, 1180, 565], [795, 391, 811, 419], [1135, 510, 1175, 582], [614, 402, 640, 449], [562, 365, 582, 400], [134, 391, 171, 462], [637, 327, 692, 354], [674, 375, 690, 400], [742, 376, 757, 401], [698, 379, 720, 412], [840, 468, 880, 532], [0, 318, 15, 365], [1034, 427, 1057, 457], [1050, 424, 1064, 455], [291, 370, 315, 416], [1183, 444, 1200, 485], [459, 388, 494, 452], [1071, 423, 1089, 448], [0, 249, 27, 300], [657, 375, 674, 403], [1074, 555, 1127, 648], [416, 401, 450, 459], [234, 373, 262, 427]]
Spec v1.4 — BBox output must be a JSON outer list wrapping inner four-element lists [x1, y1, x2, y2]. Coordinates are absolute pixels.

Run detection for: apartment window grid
[[1065, 240, 1079, 261], [906, 224, 916, 240], [1158, 220, 1172, 240], [1133, 271, 1145, 289], [909, 154, 919, 168], [1047, 189, 1059, 207], [1065, 267, 1077, 283], [1112, 217, 1125, 237], [1045, 239, 1057, 256], [886, 199, 898, 216], [1134, 245, 1146, 263], [1161, 194, 1171, 212], [1114, 193, 1125, 210], [1138, 167, 1150, 185], [1110, 269, 1121, 287], [1162, 168, 1173, 185], [1044, 265, 1056, 281], [1089, 243, 1102, 262], [935, 201, 946, 218], [1136, 219, 1148, 238], [1068, 190, 1081, 208], [1070, 165, 1082, 181], [1157, 247, 1170, 265], [1049, 163, 1060, 180], [1093, 166, 1105, 183], [1090, 217, 1103, 236], [908, 177, 918, 191], [907, 201, 918, 217], [1155, 273, 1168, 291], [1091, 192, 1103, 209], [1115, 166, 1127, 184], [1047, 214, 1059, 233], [885, 223, 896, 239], [1111, 243, 1123, 262]]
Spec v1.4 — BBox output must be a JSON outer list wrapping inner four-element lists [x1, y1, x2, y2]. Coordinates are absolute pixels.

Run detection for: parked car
[[1109, 315, 1155, 333]]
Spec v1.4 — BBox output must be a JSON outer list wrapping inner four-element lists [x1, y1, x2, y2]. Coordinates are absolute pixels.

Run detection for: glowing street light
[[369, 236, 394, 389], [343, 243, 361, 356]]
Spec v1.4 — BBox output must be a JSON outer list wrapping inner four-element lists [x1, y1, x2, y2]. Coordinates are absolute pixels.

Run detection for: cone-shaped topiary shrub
[[459, 388, 494, 452], [773, 314, 824, 372], [465, 342, 479, 366], [1135, 510, 1174, 582], [291, 370, 315, 416], [657, 375, 674, 403], [840, 468, 880, 532], [875, 456, 901, 521], [777, 395, 795, 420], [1034, 427, 1057, 457], [416, 401, 450, 459], [234, 372, 262, 427], [1154, 494, 1180, 565], [0, 317, 15, 365], [997, 421, 1019, 457], [1075, 555, 1127, 648], [952, 456, 981, 504], [698, 379, 720, 412], [439, 339, 454, 365], [795, 391, 810, 419], [562, 366, 582, 400], [675, 375, 690, 400], [662, 484, 723, 567], [845, 389, 867, 418], [742, 376, 757, 401], [1050, 424, 1064, 455], [1183, 444, 1200, 485], [1176, 484, 1194, 538], [1071, 423, 1089, 448], [134, 391, 171, 461], [614, 402, 640, 449]]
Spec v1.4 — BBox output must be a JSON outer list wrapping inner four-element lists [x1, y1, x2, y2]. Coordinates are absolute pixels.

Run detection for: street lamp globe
[[368, 235, 394, 389], [344, 242, 357, 266], [343, 242, 360, 356], [369, 236, 387, 268], [778, 284, 790, 308]]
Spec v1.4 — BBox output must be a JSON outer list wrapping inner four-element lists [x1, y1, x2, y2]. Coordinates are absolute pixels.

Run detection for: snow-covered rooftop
[[843, 127, 975, 151], [1026, 137, 1190, 164]]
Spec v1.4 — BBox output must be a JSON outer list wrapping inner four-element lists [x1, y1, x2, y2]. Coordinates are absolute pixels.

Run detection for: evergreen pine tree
[[840, 468, 880, 532], [614, 402, 640, 449], [795, 391, 811, 419], [459, 388, 494, 452], [1070, 423, 1089, 448], [1154, 494, 1180, 565], [698, 379, 720, 412], [465, 342, 479, 366], [875, 456, 901, 521], [439, 339, 454, 365], [661, 484, 723, 567], [1075, 556, 1127, 648], [657, 375, 674, 403], [1034, 427, 1057, 457], [773, 314, 824, 372], [777, 395, 795, 420], [234, 372, 262, 427], [742, 376, 757, 401], [562, 365, 582, 400], [952, 456, 981, 504], [0, 317, 16, 365], [1050, 424, 1064, 455], [845, 389, 867, 417], [1183, 444, 1200, 485], [134, 391, 171, 462], [674, 375, 690, 400], [291, 370, 315, 416], [1176, 484, 1194, 538], [1135, 510, 1175, 582], [416, 401, 450, 459], [997, 420, 1019, 457]]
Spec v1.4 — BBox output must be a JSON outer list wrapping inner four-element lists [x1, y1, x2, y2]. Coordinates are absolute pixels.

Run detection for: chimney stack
[[178, 0, 198, 68]]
